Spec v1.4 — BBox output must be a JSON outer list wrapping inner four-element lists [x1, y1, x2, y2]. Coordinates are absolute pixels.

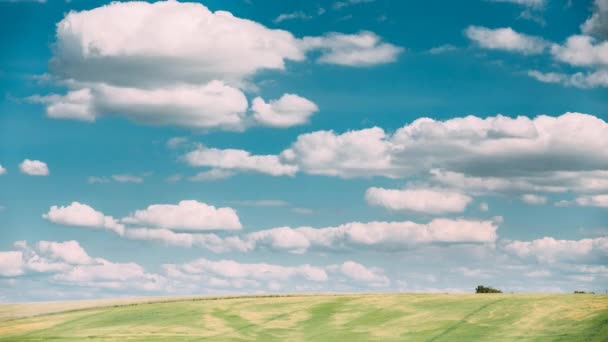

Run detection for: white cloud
[[163, 258, 328, 285], [166, 137, 188, 149], [282, 127, 393, 178], [301, 31, 403, 66], [283, 113, 608, 186], [125, 218, 498, 254], [581, 0, 608, 39], [111, 174, 144, 183], [336, 261, 389, 286], [252, 94, 318, 128], [273, 11, 312, 23], [428, 44, 458, 54], [489, 0, 545, 8], [87, 174, 145, 184], [575, 194, 608, 208], [37, 240, 92, 265], [504, 237, 608, 263], [521, 194, 548, 205], [465, 26, 548, 54], [122, 200, 242, 231], [33, 1, 399, 130], [2, 240, 165, 292], [43, 202, 125, 235], [183, 145, 297, 177], [0, 164, 6, 175], [0, 251, 24, 276], [365, 187, 472, 214], [550, 35, 608, 67], [333, 0, 375, 10], [51, 1, 305, 88], [19, 159, 49, 176], [188, 169, 235, 182], [527, 69, 608, 88], [31, 82, 249, 130]]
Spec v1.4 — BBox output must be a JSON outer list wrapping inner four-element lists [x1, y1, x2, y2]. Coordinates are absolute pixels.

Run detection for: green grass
[[0, 293, 606, 341]]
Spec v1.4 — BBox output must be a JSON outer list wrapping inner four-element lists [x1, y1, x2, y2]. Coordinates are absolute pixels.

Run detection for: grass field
[[0, 293, 606, 341]]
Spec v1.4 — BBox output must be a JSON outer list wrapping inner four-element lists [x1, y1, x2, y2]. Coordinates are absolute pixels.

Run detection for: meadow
[[0, 293, 606, 341]]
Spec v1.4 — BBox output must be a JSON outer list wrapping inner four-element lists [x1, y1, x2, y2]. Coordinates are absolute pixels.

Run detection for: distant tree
[[574, 291, 595, 294], [475, 285, 502, 293]]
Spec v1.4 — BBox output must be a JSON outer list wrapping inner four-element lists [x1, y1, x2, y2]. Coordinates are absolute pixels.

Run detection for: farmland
[[0, 293, 606, 341]]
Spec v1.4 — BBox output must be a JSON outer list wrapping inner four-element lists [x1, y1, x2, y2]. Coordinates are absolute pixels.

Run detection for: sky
[[0, 0, 607, 302]]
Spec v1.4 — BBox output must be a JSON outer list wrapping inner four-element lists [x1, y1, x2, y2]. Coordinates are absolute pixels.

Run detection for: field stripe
[[427, 298, 505, 341]]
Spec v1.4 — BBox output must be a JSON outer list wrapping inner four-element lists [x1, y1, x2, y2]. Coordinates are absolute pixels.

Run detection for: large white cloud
[[43, 202, 125, 235], [252, 94, 319, 128], [19, 159, 49, 176], [282, 127, 394, 178], [32, 1, 399, 130], [51, 1, 305, 87], [124, 218, 498, 254], [31, 82, 249, 129], [122, 200, 242, 231], [504, 237, 608, 263], [5, 240, 167, 292], [284, 113, 608, 182], [550, 35, 608, 67], [183, 145, 297, 177], [365, 187, 472, 214], [465, 26, 548, 54]]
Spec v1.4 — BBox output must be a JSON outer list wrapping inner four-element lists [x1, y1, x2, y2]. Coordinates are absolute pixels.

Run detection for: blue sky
[[0, 0, 607, 301]]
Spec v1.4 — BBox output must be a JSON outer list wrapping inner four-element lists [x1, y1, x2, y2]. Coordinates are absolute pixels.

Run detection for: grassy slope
[[0, 294, 606, 341]]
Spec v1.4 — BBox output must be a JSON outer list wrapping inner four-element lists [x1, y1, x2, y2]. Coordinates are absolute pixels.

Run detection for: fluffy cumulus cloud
[[550, 35, 608, 67], [282, 127, 393, 178], [30, 82, 249, 130], [124, 218, 498, 254], [285, 113, 608, 186], [4, 240, 167, 292], [0, 164, 6, 175], [183, 145, 297, 177], [122, 200, 242, 231], [301, 31, 403, 66], [37, 240, 92, 265], [504, 237, 608, 263], [32, 1, 399, 130], [19, 159, 49, 176], [365, 187, 472, 214], [465, 26, 548, 54], [43, 202, 125, 235], [252, 94, 319, 128]]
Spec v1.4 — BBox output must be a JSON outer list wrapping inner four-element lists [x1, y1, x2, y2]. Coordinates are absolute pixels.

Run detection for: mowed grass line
[[0, 294, 606, 341]]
